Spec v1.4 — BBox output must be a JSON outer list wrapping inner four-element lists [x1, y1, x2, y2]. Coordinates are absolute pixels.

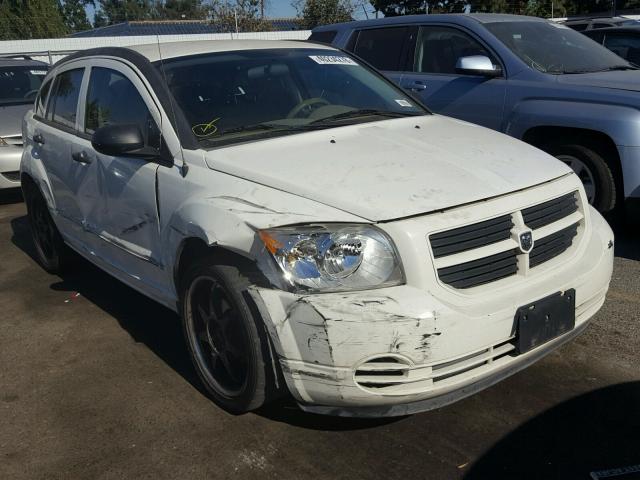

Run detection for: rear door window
[[351, 27, 410, 71], [47, 68, 84, 129], [35, 78, 52, 116], [604, 34, 640, 64]]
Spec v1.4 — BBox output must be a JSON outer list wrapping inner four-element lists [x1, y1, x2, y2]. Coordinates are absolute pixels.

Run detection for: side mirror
[[92, 124, 148, 157], [455, 55, 502, 77]]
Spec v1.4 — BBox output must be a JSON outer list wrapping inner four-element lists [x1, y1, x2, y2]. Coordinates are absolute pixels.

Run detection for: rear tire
[[541, 143, 617, 213], [180, 259, 275, 413], [24, 183, 72, 274]]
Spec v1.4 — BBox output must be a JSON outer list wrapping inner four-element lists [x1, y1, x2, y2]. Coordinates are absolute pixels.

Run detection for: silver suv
[[0, 56, 48, 190]]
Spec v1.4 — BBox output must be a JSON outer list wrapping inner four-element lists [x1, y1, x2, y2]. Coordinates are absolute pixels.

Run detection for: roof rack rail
[[0, 54, 33, 60]]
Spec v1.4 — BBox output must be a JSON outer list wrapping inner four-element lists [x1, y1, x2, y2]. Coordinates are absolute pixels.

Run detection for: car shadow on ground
[[465, 382, 640, 480], [9, 213, 399, 431]]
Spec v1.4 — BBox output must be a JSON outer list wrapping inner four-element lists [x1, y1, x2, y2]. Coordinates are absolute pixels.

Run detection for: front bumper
[[251, 184, 614, 417], [0, 146, 22, 189]]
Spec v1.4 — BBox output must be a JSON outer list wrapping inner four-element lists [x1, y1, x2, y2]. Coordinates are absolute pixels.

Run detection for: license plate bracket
[[515, 289, 576, 354]]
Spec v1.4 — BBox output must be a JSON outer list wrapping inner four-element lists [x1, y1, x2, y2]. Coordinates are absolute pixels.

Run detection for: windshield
[[485, 21, 634, 74], [158, 48, 427, 147], [0, 65, 48, 106]]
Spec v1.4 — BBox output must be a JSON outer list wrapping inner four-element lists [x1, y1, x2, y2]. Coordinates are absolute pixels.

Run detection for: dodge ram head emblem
[[519, 231, 534, 254]]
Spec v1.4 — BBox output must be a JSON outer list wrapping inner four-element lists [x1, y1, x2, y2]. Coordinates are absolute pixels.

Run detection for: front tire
[[542, 143, 617, 213], [180, 259, 274, 413], [24, 183, 71, 274]]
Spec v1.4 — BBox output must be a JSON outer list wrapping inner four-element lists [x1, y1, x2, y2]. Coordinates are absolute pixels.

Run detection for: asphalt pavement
[[1, 191, 638, 480]]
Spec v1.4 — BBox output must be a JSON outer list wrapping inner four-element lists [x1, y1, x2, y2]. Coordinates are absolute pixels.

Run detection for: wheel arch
[[521, 125, 623, 195]]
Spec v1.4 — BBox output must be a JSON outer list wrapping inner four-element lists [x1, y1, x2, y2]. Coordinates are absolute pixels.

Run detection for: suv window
[[47, 69, 84, 129], [84, 67, 159, 148], [604, 34, 640, 64], [309, 30, 338, 44], [35, 78, 52, 117], [351, 27, 410, 71], [414, 26, 497, 74]]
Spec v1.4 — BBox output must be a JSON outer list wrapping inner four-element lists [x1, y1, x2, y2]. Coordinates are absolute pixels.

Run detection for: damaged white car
[[21, 40, 614, 417]]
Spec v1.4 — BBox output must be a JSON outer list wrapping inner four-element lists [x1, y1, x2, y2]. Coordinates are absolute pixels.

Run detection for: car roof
[[0, 56, 49, 68], [312, 13, 547, 31], [125, 39, 336, 62]]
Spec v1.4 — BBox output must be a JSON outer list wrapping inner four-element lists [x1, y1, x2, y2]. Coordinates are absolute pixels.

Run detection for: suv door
[[78, 61, 165, 282], [348, 26, 414, 87], [35, 65, 91, 243], [399, 25, 506, 130]]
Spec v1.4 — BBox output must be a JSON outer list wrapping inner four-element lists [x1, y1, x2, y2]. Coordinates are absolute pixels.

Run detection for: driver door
[[400, 25, 507, 130], [76, 60, 165, 284]]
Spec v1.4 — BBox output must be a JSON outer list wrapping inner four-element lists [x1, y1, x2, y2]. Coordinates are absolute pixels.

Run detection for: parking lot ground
[[0, 192, 639, 480]]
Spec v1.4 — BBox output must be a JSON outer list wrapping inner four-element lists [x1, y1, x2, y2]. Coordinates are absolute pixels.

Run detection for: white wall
[[0, 30, 311, 64]]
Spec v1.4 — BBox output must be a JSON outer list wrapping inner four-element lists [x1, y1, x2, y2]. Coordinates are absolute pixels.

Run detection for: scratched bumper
[[250, 206, 614, 416]]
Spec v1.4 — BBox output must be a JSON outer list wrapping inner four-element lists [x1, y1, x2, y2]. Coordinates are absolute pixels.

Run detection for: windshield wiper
[[562, 65, 638, 74], [310, 109, 421, 124], [221, 123, 280, 135]]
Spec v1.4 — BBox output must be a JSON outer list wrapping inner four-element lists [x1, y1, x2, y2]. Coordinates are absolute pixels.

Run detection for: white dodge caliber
[[21, 40, 614, 417]]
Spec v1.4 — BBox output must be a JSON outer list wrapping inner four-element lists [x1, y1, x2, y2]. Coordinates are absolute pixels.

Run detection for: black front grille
[[530, 223, 579, 268], [437, 249, 519, 289], [430, 215, 513, 258], [522, 192, 578, 230]]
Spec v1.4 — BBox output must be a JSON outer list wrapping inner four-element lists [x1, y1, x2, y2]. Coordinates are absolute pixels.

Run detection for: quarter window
[[351, 27, 410, 71], [413, 26, 497, 75], [47, 69, 84, 129], [84, 67, 159, 148], [309, 30, 338, 44]]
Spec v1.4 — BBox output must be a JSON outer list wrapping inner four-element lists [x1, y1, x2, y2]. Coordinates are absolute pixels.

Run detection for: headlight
[[259, 224, 404, 292]]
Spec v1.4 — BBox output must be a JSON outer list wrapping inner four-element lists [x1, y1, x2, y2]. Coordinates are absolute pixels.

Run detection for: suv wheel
[[180, 259, 274, 413], [543, 143, 617, 212], [24, 184, 72, 273]]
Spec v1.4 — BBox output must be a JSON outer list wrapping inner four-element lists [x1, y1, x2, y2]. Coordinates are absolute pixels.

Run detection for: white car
[[21, 40, 614, 417]]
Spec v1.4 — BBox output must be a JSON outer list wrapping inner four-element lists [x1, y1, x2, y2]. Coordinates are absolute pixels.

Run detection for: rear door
[[77, 60, 165, 281], [399, 25, 506, 130], [35, 64, 93, 244]]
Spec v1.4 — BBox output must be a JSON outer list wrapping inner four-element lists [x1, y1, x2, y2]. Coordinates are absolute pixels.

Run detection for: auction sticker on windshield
[[309, 55, 358, 66]]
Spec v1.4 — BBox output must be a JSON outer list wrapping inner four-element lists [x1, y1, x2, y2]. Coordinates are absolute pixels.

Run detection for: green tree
[[157, 0, 207, 19], [209, 0, 272, 32], [61, 0, 94, 32], [95, 0, 157, 24], [0, 0, 68, 39], [295, 0, 354, 28], [93, 7, 108, 26]]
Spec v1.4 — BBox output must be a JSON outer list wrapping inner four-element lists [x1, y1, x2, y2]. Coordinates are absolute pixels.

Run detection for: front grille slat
[[430, 215, 513, 258], [529, 223, 578, 268], [430, 191, 581, 289], [438, 250, 518, 289], [523, 192, 578, 229]]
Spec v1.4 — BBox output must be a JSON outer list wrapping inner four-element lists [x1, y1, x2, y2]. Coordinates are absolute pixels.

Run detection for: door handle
[[71, 150, 91, 164], [33, 133, 45, 145], [403, 81, 427, 92]]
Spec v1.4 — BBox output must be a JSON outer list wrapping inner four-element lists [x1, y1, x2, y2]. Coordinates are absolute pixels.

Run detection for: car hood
[[204, 115, 572, 222], [556, 70, 640, 92], [0, 103, 31, 137]]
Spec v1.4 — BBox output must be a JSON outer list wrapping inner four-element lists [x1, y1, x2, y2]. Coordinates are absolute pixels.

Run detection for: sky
[[85, 0, 375, 24]]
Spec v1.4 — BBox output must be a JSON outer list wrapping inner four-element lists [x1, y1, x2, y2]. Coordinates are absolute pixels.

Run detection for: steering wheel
[[286, 97, 330, 119], [24, 89, 38, 100]]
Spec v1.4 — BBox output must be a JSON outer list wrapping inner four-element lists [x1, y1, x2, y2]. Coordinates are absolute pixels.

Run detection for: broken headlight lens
[[259, 225, 404, 292]]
